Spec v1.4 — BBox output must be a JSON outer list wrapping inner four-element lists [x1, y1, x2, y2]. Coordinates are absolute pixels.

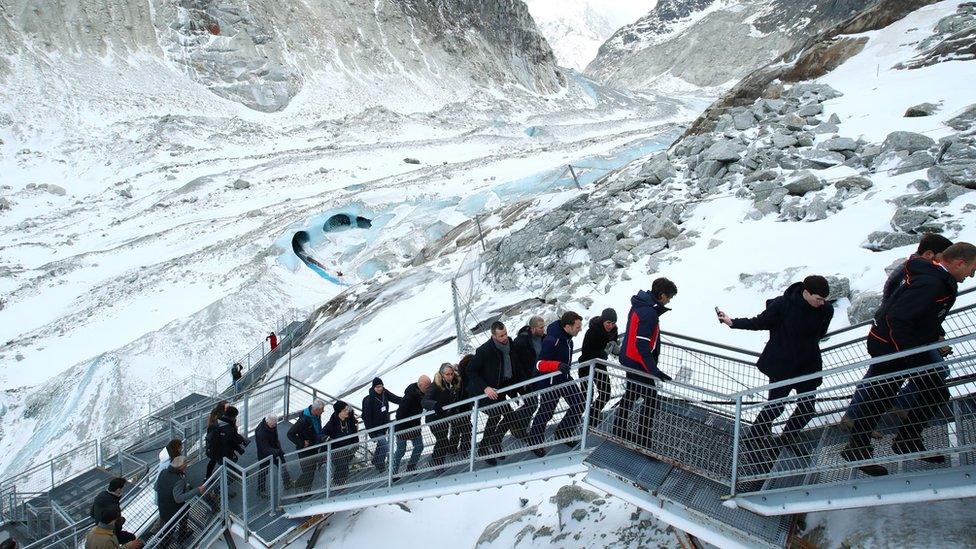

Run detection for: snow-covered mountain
[[586, 0, 877, 93], [524, 0, 657, 71]]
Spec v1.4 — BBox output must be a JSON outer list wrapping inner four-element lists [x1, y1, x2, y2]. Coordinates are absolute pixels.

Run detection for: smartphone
[[714, 306, 723, 323]]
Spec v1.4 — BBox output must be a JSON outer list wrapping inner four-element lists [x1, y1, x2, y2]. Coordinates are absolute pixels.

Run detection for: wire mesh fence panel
[[733, 336, 976, 494], [595, 364, 736, 485], [656, 342, 763, 403], [240, 458, 273, 535], [240, 382, 288, 435], [146, 473, 223, 549]]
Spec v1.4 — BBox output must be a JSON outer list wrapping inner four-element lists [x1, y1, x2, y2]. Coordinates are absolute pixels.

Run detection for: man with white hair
[[393, 375, 431, 474], [287, 399, 327, 489], [256, 414, 293, 497], [154, 456, 202, 532]]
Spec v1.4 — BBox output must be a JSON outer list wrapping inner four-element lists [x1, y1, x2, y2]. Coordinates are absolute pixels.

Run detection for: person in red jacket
[[613, 278, 677, 446], [266, 332, 278, 351]]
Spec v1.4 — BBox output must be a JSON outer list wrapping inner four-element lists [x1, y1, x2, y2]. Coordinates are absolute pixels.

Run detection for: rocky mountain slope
[[586, 0, 877, 93]]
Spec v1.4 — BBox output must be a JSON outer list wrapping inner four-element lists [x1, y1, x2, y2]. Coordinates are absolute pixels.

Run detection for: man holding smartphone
[[717, 275, 833, 446]]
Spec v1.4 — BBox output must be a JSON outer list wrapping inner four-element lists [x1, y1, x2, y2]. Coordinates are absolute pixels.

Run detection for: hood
[[588, 316, 605, 329], [517, 325, 533, 337], [784, 281, 806, 300], [545, 320, 570, 341], [632, 290, 670, 315], [908, 257, 958, 287]]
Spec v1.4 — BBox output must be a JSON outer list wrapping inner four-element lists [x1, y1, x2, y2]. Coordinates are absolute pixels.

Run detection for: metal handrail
[[726, 331, 976, 399]]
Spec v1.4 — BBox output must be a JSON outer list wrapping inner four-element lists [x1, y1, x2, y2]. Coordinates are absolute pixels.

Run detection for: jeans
[[579, 365, 612, 427], [478, 395, 515, 455], [393, 433, 424, 473], [528, 373, 585, 444], [846, 349, 943, 422], [372, 436, 389, 468]]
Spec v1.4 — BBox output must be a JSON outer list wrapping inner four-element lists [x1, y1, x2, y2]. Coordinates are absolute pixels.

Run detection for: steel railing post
[[95, 438, 102, 468], [730, 395, 743, 497], [468, 400, 479, 472], [49, 461, 55, 491], [325, 443, 333, 499], [243, 397, 250, 436], [579, 364, 596, 450], [242, 468, 249, 542], [387, 424, 396, 487], [270, 461, 278, 515], [283, 376, 291, 417], [220, 464, 229, 528]]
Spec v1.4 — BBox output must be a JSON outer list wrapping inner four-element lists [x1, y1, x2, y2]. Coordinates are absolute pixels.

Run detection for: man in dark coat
[[719, 275, 833, 442], [393, 376, 431, 474], [844, 234, 953, 427], [255, 414, 293, 495], [466, 322, 520, 465], [322, 401, 359, 486], [613, 278, 677, 445], [287, 400, 326, 490], [508, 316, 546, 438], [423, 363, 467, 464], [843, 243, 976, 475], [90, 477, 137, 544], [155, 456, 201, 531], [578, 308, 618, 427], [362, 377, 403, 471], [528, 312, 586, 456]]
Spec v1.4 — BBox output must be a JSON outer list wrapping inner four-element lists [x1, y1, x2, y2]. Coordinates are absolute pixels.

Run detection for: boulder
[[928, 160, 976, 189], [744, 169, 779, 184], [862, 231, 922, 252], [834, 176, 873, 190], [784, 171, 825, 196], [891, 151, 935, 175], [586, 232, 617, 262], [233, 178, 251, 189], [576, 209, 614, 230], [881, 131, 935, 154], [783, 113, 807, 131], [0, 197, 10, 211], [641, 214, 681, 239], [813, 121, 840, 134], [733, 111, 757, 130], [750, 179, 783, 201], [801, 149, 846, 168], [547, 226, 576, 251], [823, 276, 851, 301], [805, 195, 830, 221], [762, 98, 786, 113], [704, 140, 746, 162], [632, 237, 669, 257], [890, 206, 932, 233], [797, 103, 824, 117], [403, 158, 421, 164], [904, 102, 939, 117], [947, 104, 976, 131], [894, 183, 970, 207], [695, 159, 725, 179], [821, 137, 858, 152], [772, 133, 798, 149], [847, 291, 883, 324], [611, 251, 632, 267], [637, 152, 677, 185]]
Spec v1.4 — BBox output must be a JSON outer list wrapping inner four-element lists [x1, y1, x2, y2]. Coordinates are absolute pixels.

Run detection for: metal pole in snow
[[451, 279, 466, 354], [567, 165, 582, 190], [474, 215, 487, 252]]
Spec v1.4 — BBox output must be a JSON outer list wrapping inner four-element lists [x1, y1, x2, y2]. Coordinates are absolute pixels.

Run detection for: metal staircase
[[3, 290, 975, 548]]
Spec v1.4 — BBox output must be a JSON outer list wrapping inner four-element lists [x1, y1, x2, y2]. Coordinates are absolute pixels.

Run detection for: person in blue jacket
[[613, 278, 677, 445], [528, 311, 585, 456]]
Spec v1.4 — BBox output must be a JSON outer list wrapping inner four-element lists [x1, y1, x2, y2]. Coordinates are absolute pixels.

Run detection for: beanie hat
[[601, 308, 617, 323], [371, 377, 384, 389], [802, 275, 830, 299], [334, 400, 349, 414]]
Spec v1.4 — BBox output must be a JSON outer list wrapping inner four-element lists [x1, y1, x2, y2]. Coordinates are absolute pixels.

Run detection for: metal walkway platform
[[583, 438, 793, 549]]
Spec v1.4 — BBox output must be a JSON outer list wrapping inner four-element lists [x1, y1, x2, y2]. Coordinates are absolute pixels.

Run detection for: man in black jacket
[[362, 377, 403, 471], [718, 276, 833, 444], [579, 308, 618, 427], [393, 375, 431, 474], [256, 414, 293, 496], [213, 406, 248, 465], [467, 321, 520, 465], [90, 477, 137, 544], [843, 243, 976, 475], [508, 316, 546, 439]]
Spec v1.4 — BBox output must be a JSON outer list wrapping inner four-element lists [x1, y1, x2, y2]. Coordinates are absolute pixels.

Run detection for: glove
[[939, 345, 953, 357], [558, 362, 571, 375], [604, 341, 620, 356]]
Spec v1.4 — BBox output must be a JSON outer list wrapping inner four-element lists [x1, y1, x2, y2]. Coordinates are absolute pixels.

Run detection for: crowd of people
[[78, 235, 975, 547]]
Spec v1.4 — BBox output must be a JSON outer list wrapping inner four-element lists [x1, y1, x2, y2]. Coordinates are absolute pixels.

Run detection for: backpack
[[205, 424, 221, 459]]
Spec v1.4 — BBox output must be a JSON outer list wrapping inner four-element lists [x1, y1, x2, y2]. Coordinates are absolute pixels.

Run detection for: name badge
[[381, 406, 387, 412]]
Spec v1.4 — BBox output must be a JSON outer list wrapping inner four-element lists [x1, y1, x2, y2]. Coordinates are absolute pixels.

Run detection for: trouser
[[751, 377, 823, 438], [529, 373, 585, 444], [508, 392, 539, 436], [371, 435, 389, 468], [393, 433, 424, 473], [579, 365, 612, 427], [332, 447, 354, 486], [205, 458, 218, 479], [454, 414, 473, 456], [295, 448, 318, 491], [846, 349, 943, 422], [257, 455, 293, 494], [612, 377, 658, 446], [478, 395, 515, 455], [847, 353, 950, 452], [430, 416, 463, 462]]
